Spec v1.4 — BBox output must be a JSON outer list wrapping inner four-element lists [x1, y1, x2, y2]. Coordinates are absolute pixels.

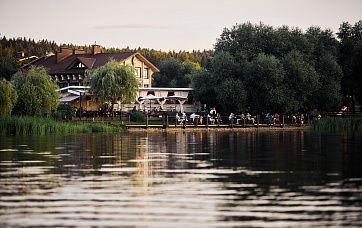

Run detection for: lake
[[0, 130, 361, 227]]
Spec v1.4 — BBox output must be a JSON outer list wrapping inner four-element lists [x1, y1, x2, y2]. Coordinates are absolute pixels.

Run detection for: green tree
[[217, 78, 247, 113], [281, 50, 320, 112], [86, 60, 138, 118], [153, 58, 197, 87], [312, 53, 343, 111], [192, 69, 218, 109], [12, 66, 59, 116], [338, 21, 362, 109], [0, 79, 17, 117], [245, 53, 286, 113], [0, 43, 19, 81]]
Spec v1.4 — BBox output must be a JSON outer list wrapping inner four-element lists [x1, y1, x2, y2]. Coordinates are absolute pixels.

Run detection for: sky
[[0, 0, 361, 51]]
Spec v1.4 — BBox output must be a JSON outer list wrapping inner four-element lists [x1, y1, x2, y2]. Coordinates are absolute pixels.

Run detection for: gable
[[68, 57, 96, 70]]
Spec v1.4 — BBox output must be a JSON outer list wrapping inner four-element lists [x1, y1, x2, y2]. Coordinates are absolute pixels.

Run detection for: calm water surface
[[0, 130, 361, 227]]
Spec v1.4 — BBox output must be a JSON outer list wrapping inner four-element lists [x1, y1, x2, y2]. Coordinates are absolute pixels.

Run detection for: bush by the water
[[130, 110, 145, 122], [0, 116, 122, 135], [52, 104, 76, 120], [313, 117, 362, 132]]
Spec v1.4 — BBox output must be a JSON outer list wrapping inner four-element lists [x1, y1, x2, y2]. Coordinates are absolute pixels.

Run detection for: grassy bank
[[313, 117, 362, 133], [0, 116, 123, 135]]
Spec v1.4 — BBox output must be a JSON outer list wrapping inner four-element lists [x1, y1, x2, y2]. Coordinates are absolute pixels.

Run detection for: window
[[143, 68, 148, 79], [135, 67, 141, 78], [74, 62, 86, 69]]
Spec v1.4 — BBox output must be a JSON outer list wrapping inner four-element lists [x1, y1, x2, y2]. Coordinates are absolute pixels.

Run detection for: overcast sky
[[0, 0, 361, 51]]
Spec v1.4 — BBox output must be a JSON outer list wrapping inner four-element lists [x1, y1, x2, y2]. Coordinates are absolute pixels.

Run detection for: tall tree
[[0, 79, 17, 117], [281, 50, 320, 112], [245, 53, 286, 113], [12, 66, 59, 116], [86, 60, 138, 118], [338, 21, 362, 109], [152, 58, 197, 87], [0, 43, 18, 81]]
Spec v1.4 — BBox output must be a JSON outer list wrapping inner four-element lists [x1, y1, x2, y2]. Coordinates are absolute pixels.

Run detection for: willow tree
[[12, 66, 59, 116], [0, 79, 17, 117], [85, 60, 138, 119]]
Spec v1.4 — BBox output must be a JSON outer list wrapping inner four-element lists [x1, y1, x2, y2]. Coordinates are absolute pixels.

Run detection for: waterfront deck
[[125, 123, 309, 131]]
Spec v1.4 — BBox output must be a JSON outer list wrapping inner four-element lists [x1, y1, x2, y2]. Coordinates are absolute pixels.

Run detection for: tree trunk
[[111, 102, 114, 120]]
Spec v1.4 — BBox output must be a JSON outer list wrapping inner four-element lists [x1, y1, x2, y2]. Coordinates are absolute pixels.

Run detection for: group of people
[[175, 108, 312, 126]]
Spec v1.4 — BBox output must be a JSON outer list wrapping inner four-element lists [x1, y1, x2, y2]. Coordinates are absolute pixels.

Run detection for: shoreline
[[126, 125, 311, 132]]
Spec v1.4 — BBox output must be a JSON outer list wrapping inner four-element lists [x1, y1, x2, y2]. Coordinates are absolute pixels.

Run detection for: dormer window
[[74, 62, 86, 69]]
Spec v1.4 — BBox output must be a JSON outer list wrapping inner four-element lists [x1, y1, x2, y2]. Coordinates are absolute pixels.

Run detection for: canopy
[[167, 95, 188, 100], [60, 95, 79, 102], [139, 94, 163, 101]]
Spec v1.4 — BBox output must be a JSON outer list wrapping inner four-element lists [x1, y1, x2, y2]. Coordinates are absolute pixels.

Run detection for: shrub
[[52, 104, 76, 120], [130, 110, 145, 122]]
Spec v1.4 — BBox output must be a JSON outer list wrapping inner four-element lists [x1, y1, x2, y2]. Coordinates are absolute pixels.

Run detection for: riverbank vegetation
[[193, 22, 361, 114], [0, 116, 122, 135], [313, 117, 362, 133]]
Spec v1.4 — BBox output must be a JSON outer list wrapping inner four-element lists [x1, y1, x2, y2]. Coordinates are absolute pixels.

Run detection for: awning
[[60, 95, 79, 102]]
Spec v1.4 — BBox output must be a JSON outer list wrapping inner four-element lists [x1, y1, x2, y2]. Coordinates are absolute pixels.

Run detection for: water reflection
[[0, 130, 361, 227]]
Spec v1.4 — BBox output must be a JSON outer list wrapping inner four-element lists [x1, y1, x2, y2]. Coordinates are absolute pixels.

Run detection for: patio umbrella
[[139, 94, 163, 111]]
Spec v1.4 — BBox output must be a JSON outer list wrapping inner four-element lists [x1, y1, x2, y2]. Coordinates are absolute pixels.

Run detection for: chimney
[[92, 44, 102, 55], [56, 46, 73, 63]]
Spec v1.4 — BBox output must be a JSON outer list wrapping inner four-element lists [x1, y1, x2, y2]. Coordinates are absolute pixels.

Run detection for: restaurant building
[[23, 45, 199, 113]]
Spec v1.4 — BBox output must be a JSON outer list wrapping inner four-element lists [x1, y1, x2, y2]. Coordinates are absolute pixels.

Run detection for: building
[[23, 45, 198, 113], [24, 45, 158, 88]]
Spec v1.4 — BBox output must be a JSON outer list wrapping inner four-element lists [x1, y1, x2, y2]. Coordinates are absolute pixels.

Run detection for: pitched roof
[[70, 57, 96, 69], [23, 52, 159, 74]]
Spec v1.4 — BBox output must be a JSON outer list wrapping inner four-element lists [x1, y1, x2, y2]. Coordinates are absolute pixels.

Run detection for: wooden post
[[282, 114, 285, 128], [146, 113, 149, 128], [243, 117, 246, 128], [166, 115, 169, 127]]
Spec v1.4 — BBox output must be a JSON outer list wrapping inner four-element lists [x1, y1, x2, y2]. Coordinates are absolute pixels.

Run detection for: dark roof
[[23, 52, 137, 75]]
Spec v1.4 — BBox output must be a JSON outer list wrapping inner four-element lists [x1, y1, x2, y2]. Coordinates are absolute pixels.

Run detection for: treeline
[[192, 21, 362, 114], [0, 36, 213, 80]]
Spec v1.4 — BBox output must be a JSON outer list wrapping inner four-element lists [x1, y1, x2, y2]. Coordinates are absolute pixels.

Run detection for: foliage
[[194, 22, 347, 114], [337, 21, 362, 107], [0, 35, 213, 69], [0, 116, 121, 135], [0, 43, 19, 80], [52, 104, 76, 120], [313, 117, 362, 133], [130, 110, 145, 122], [86, 60, 138, 117], [0, 79, 17, 117], [217, 78, 247, 113], [245, 53, 286, 113], [281, 50, 319, 111], [192, 69, 218, 109], [152, 58, 198, 87], [12, 66, 59, 116]]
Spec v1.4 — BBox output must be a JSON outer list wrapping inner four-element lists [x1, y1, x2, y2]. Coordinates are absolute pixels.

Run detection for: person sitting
[[190, 112, 197, 124], [176, 113, 181, 124], [208, 114, 215, 124], [274, 113, 280, 124], [229, 113, 235, 125], [216, 113, 222, 124], [182, 112, 187, 125], [246, 113, 255, 124], [210, 107, 217, 117]]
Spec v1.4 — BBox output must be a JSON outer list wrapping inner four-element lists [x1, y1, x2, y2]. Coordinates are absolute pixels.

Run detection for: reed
[[0, 116, 122, 135], [313, 117, 362, 133]]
